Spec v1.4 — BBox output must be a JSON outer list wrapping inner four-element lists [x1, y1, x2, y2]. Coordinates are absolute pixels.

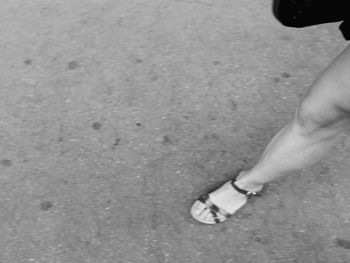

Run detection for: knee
[[295, 97, 350, 136]]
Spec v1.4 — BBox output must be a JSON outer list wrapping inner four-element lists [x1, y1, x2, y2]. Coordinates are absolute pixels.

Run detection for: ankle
[[234, 170, 264, 192]]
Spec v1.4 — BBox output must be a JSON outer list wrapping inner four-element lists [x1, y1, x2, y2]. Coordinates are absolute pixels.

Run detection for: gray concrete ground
[[1, 0, 350, 262]]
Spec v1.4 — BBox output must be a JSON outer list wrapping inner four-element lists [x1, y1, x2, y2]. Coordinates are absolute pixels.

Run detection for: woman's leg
[[236, 43, 350, 190], [192, 44, 350, 222]]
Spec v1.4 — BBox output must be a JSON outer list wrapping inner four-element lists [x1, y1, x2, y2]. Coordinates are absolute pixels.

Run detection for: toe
[[201, 208, 212, 219], [191, 201, 216, 224], [191, 201, 206, 216], [203, 213, 216, 224]]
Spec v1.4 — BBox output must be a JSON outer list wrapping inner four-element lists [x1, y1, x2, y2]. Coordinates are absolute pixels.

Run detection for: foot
[[191, 171, 263, 224]]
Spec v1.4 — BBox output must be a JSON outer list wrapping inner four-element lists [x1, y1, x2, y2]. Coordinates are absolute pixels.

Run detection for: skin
[[192, 44, 350, 224]]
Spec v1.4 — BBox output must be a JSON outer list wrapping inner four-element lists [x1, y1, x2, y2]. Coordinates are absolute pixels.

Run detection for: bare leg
[[192, 44, 350, 223], [236, 44, 350, 190], [235, 115, 341, 190]]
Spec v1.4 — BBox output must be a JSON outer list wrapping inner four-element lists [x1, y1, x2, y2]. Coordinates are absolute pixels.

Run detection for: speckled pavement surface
[[1, 0, 350, 262]]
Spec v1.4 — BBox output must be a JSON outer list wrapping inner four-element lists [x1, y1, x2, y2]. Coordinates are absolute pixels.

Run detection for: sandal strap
[[230, 178, 261, 197], [198, 194, 232, 218]]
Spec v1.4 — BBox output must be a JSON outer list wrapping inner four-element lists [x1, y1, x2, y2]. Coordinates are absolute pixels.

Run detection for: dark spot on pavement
[[253, 235, 269, 244], [162, 135, 172, 145], [320, 165, 330, 175], [213, 61, 220, 65], [136, 123, 142, 127], [208, 112, 217, 120], [104, 85, 114, 96], [151, 74, 159, 81], [0, 159, 12, 167], [148, 69, 159, 81], [58, 136, 64, 142], [336, 238, 350, 249], [280, 35, 292, 41], [92, 122, 102, 130], [203, 133, 220, 141], [61, 179, 69, 185], [40, 201, 53, 211], [282, 72, 291, 78], [162, 134, 177, 145], [229, 99, 238, 111], [134, 58, 143, 64], [273, 77, 281, 83], [249, 230, 270, 245], [113, 138, 122, 146], [67, 60, 79, 70], [220, 149, 227, 156], [151, 211, 161, 229], [24, 59, 32, 65]]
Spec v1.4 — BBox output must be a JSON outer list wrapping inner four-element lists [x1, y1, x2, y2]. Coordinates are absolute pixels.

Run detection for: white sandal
[[191, 177, 262, 224]]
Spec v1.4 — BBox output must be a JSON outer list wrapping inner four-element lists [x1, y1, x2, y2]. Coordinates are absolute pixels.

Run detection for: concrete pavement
[[1, 0, 350, 262]]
